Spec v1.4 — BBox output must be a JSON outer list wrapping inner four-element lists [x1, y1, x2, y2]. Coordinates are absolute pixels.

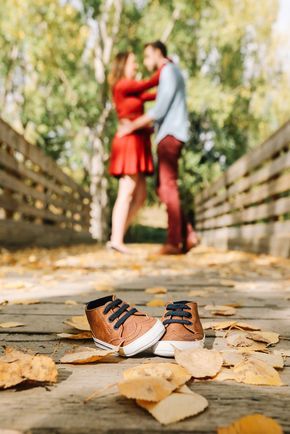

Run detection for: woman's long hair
[[108, 52, 130, 89]]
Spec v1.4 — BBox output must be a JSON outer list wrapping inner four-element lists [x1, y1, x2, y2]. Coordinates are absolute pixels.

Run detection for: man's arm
[[118, 65, 177, 137]]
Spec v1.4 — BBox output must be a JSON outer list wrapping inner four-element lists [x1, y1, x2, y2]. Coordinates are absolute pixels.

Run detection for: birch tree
[[85, 0, 123, 241]]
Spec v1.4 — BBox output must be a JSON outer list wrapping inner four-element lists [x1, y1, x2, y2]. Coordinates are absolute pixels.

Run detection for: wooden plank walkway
[[0, 244, 290, 433]]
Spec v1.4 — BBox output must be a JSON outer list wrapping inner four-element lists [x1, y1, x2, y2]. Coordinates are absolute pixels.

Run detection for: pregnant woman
[[107, 51, 160, 254]]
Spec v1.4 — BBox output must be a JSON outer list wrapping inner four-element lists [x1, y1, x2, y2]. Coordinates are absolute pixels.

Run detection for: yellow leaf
[[0, 322, 25, 328], [217, 413, 283, 434], [146, 299, 166, 307], [175, 348, 223, 378], [203, 321, 260, 331], [204, 305, 236, 316], [248, 331, 279, 346], [145, 287, 167, 294], [118, 377, 175, 402], [57, 331, 92, 340], [122, 362, 191, 388], [60, 347, 115, 364], [64, 315, 90, 331], [0, 348, 57, 389], [137, 390, 208, 425]]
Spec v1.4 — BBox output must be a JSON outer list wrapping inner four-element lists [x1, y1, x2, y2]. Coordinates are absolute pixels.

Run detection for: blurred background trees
[[1, 0, 289, 238]]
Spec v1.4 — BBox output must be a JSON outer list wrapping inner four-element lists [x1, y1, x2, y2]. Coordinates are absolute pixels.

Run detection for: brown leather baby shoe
[[85, 295, 165, 357], [152, 300, 204, 357]]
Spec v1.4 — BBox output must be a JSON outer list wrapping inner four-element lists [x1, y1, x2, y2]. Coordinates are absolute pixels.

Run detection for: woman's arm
[[140, 91, 157, 102], [117, 70, 160, 96]]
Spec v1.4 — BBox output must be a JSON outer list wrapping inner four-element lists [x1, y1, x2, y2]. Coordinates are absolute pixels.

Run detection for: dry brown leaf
[[146, 299, 166, 307], [64, 300, 79, 305], [249, 352, 284, 369], [0, 322, 25, 328], [95, 283, 114, 292], [3, 281, 26, 289], [57, 331, 92, 340], [188, 289, 208, 297], [60, 346, 114, 364], [0, 347, 57, 389], [217, 413, 283, 434], [63, 315, 90, 331], [145, 286, 167, 294], [247, 331, 279, 346], [137, 390, 208, 425], [118, 377, 175, 402], [226, 332, 268, 352], [233, 359, 283, 386], [219, 279, 236, 287], [175, 348, 223, 378], [222, 351, 284, 369], [214, 359, 283, 386], [203, 321, 260, 331], [122, 363, 191, 388], [204, 305, 236, 316], [9, 299, 40, 305]]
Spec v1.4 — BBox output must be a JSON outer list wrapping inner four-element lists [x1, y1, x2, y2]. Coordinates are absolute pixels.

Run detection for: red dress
[[109, 71, 160, 177]]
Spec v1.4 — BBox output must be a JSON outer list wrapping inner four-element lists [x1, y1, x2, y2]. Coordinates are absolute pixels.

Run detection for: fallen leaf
[[0, 347, 57, 389], [188, 290, 208, 297], [217, 413, 283, 434], [175, 348, 223, 378], [64, 315, 90, 331], [9, 299, 40, 305], [0, 322, 25, 328], [204, 305, 236, 316], [122, 363, 191, 388], [219, 279, 236, 287], [60, 347, 115, 364], [64, 300, 79, 305], [203, 321, 260, 331], [118, 377, 175, 402], [145, 287, 167, 294], [221, 351, 284, 369], [247, 331, 279, 346], [57, 331, 92, 340], [146, 299, 166, 307], [226, 331, 268, 352], [95, 283, 114, 292], [137, 390, 208, 425], [214, 359, 283, 386]]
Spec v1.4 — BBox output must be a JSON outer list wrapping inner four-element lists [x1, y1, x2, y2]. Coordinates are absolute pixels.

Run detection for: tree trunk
[[88, 0, 123, 241]]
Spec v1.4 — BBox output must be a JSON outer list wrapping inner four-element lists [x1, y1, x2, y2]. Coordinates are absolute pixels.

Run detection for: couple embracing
[[107, 40, 198, 255]]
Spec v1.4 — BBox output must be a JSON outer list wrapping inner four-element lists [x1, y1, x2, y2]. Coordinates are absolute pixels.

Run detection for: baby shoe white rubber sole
[[93, 319, 165, 357], [152, 336, 205, 357]]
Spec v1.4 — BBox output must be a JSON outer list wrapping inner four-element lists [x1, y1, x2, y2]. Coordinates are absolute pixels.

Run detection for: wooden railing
[[0, 118, 92, 247], [195, 121, 290, 258]]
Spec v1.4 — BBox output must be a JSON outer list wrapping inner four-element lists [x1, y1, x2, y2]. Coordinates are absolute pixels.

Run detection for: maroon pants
[[157, 135, 192, 246]]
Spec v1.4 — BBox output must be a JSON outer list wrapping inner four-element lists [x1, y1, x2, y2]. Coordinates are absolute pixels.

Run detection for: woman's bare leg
[[110, 175, 137, 251], [125, 175, 147, 231]]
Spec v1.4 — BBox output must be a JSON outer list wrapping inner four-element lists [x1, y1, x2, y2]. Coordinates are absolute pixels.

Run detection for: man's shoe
[[152, 300, 204, 357], [157, 244, 183, 255], [85, 295, 165, 357]]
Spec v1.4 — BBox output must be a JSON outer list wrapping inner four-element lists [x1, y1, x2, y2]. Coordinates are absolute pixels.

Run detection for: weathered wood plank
[[197, 197, 290, 229], [0, 220, 93, 248], [195, 120, 290, 205], [0, 118, 90, 198], [196, 172, 290, 222]]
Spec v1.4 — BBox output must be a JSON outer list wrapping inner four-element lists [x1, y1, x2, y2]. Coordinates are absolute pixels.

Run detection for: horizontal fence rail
[[195, 121, 290, 258], [0, 118, 92, 247]]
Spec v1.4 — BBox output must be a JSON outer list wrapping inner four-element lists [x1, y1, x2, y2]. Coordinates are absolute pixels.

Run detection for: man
[[118, 40, 198, 254]]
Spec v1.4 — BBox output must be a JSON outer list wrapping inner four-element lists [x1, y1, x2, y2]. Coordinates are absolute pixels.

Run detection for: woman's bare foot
[[106, 241, 131, 255]]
